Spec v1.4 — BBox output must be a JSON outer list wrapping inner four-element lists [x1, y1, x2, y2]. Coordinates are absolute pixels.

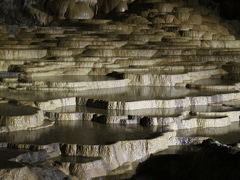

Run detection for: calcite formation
[[1, 0, 240, 179]]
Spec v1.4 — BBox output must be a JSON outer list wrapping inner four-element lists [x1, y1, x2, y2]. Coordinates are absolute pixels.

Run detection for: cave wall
[[0, 0, 47, 25], [0, 0, 135, 25], [200, 0, 240, 20], [218, 0, 240, 20], [0, 0, 239, 26]]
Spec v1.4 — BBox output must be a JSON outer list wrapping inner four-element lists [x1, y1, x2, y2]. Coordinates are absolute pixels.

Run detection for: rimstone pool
[[1, 0, 240, 179]]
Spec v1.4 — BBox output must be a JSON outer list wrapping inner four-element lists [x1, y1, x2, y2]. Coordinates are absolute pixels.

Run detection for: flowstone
[[1, 0, 240, 179]]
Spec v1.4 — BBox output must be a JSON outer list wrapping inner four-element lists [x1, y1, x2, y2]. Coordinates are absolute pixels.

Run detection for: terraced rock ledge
[[1, 0, 240, 179]]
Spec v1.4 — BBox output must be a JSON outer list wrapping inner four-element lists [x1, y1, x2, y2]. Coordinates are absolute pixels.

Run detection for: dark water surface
[[0, 86, 235, 102], [0, 121, 164, 145], [178, 122, 240, 144]]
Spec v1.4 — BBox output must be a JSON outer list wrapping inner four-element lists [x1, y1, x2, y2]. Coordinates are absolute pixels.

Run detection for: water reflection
[[177, 122, 240, 144], [0, 86, 235, 102], [0, 121, 164, 145], [30, 75, 116, 82], [0, 72, 19, 78], [193, 78, 237, 85], [0, 103, 38, 116]]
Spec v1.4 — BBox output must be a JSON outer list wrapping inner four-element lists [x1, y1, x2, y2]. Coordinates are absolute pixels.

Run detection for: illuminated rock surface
[[0, 0, 240, 179]]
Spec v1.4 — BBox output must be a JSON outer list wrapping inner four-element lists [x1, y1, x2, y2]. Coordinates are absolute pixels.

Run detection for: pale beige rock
[[0, 167, 37, 180], [30, 79, 129, 91], [76, 92, 240, 111], [115, 1, 128, 12], [188, 14, 202, 25], [125, 15, 150, 25], [153, 17, 165, 24], [66, 2, 94, 20], [0, 166, 68, 180], [0, 103, 47, 132], [0, 49, 47, 59], [83, 49, 158, 57], [47, 0, 74, 19], [176, 11, 190, 22], [154, 3, 174, 13], [26, 5, 53, 25], [1, 1, 240, 178], [165, 15, 175, 23], [68, 160, 108, 179], [61, 132, 174, 170], [37, 97, 76, 111], [0, 110, 44, 131]]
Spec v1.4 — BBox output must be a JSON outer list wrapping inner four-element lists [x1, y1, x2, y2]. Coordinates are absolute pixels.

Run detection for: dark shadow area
[[200, 0, 240, 20], [131, 140, 240, 180], [0, 149, 27, 169]]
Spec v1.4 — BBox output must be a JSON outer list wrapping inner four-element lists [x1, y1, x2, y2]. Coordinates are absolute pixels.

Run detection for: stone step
[[27, 78, 129, 91], [82, 49, 158, 57], [180, 30, 214, 40], [162, 37, 192, 43], [0, 45, 40, 49], [122, 69, 226, 86], [58, 40, 127, 48], [212, 34, 235, 41], [153, 2, 184, 13], [0, 102, 46, 132], [47, 48, 73, 57], [0, 60, 30, 71], [77, 91, 240, 110], [159, 40, 201, 47], [18, 67, 114, 78], [155, 48, 196, 56], [184, 55, 240, 62], [201, 40, 240, 48], [0, 49, 47, 59], [196, 48, 240, 55]]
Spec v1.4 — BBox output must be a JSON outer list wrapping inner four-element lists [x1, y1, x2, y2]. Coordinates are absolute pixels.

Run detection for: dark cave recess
[[200, 0, 240, 20], [0, 0, 239, 26]]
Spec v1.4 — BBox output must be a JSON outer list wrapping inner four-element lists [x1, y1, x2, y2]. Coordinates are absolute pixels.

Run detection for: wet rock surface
[[0, 0, 240, 179]]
